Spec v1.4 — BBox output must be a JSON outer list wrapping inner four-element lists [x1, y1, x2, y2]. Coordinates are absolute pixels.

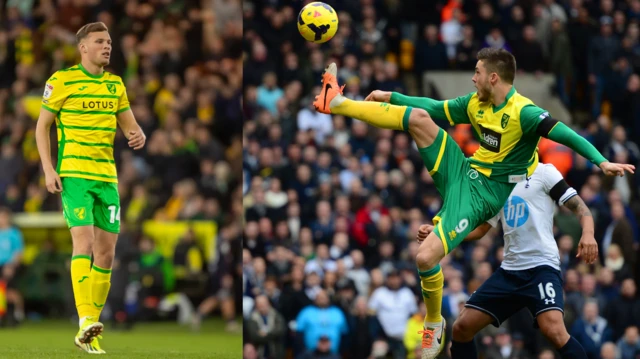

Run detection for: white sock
[[79, 316, 88, 328]]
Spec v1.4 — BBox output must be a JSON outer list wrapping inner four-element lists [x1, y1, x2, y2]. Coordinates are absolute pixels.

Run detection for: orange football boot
[[313, 63, 345, 114]]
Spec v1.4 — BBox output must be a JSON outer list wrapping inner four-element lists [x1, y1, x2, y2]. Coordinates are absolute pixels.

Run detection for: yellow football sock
[[419, 264, 444, 323], [332, 97, 411, 131], [89, 264, 112, 320], [70, 255, 92, 319]]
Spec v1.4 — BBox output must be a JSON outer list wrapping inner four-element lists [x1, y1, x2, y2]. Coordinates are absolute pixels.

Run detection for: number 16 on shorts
[[538, 282, 556, 305], [108, 205, 120, 224]]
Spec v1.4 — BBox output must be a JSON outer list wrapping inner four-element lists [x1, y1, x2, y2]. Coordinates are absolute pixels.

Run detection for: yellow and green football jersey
[[41, 63, 129, 183]]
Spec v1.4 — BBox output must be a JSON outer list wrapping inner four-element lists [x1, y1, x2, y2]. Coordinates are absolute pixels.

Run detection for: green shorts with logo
[[61, 177, 121, 233], [419, 128, 515, 254]]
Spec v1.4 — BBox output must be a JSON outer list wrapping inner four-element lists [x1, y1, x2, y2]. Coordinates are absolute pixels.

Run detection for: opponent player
[[35, 22, 146, 354], [417, 162, 593, 359], [312, 47, 634, 358]]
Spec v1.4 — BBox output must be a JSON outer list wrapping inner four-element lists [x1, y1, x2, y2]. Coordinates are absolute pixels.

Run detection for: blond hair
[[76, 22, 109, 44]]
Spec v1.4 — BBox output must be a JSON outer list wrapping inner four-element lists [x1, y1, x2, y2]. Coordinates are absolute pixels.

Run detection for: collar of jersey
[[492, 86, 516, 113], [78, 63, 105, 79]]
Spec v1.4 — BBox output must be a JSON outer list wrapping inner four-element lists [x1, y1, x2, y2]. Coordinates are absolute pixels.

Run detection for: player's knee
[[539, 315, 569, 347], [415, 250, 438, 270], [408, 108, 438, 142], [452, 319, 475, 342], [415, 237, 445, 269], [408, 108, 432, 130], [93, 246, 116, 265], [74, 242, 93, 256]]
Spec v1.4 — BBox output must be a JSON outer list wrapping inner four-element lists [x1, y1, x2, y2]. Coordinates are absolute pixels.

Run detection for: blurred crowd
[[0, 0, 243, 329], [242, 0, 640, 358]]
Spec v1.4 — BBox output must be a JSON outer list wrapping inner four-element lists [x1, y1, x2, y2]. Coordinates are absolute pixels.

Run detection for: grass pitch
[[0, 319, 242, 358]]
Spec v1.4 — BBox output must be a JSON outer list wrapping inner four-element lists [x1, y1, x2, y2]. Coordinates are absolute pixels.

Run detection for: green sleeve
[[520, 105, 607, 166], [519, 105, 548, 134], [390, 92, 473, 125], [546, 122, 607, 166]]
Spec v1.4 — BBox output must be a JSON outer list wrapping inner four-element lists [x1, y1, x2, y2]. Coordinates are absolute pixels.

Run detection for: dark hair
[[477, 47, 517, 84], [76, 22, 109, 44]]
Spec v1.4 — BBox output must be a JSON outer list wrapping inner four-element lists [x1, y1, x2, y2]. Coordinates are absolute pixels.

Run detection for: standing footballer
[[35, 22, 145, 354]]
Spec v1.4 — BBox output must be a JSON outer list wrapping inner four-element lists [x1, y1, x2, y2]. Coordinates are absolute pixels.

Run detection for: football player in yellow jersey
[[312, 47, 635, 359], [35, 22, 145, 354]]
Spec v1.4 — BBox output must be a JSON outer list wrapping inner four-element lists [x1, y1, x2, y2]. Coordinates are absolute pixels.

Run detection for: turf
[[0, 319, 242, 358]]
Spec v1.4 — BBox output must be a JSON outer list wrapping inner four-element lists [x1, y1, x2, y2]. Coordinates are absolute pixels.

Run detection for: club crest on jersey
[[74, 207, 86, 220], [501, 113, 510, 129], [106, 83, 116, 94]]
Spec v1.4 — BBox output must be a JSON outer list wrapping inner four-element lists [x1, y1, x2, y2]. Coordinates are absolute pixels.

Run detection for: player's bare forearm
[[116, 108, 141, 136], [564, 195, 594, 235], [35, 108, 56, 173], [463, 223, 491, 241], [564, 195, 598, 263], [117, 108, 146, 150]]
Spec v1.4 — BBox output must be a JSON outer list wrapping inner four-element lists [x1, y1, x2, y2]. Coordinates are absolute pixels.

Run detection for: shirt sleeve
[[390, 92, 473, 125], [519, 104, 550, 135], [542, 164, 578, 205], [117, 81, 130, 114], [487, 213, 500, 228], [41, 73, 67, 114]]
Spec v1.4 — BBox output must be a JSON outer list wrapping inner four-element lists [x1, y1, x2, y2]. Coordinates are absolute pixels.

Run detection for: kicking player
[[312, 47, 634, 358], [417, 162, 593, 359], [35, 22, 146, 354]]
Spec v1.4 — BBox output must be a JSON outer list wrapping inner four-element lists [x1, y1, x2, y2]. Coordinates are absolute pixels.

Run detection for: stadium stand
[[0, 0, 242, 331], [242, 0, 640, 358]]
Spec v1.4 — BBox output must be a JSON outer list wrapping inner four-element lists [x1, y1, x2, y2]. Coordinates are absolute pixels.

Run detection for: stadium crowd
[[242, 0, 640, 358], [0, 0, 243, 330]]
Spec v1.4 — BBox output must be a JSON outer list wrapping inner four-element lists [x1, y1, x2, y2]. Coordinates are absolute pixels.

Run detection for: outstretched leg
[[313, 63, 440, 149]]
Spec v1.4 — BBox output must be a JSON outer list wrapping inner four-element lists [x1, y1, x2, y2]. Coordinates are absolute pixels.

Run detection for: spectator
[[246, 295, 286, 359], [296, 336, 340, 359], [484, 327, 532, 359], [348, 296, 377, 359], [295, 289, 348, 355], [404, 302, 427, 359], [368, 269, 417, 359], [549, 18, 573, 107], [606, 279, 640, 341], [617, 326, 640, 359], [571, 300, 614, 359], [537, 348, 556, 359], [0, 207, 24, 324], [588, 16, 621, 118], [600, 341, 618, 359]]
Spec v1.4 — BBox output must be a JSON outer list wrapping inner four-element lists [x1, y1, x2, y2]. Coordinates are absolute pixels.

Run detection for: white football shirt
[[487, 163, 577, 271]]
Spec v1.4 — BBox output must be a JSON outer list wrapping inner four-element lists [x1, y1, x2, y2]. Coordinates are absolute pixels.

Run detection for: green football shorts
[[419, 128, 515, 254], [61, 177, 121, 234]]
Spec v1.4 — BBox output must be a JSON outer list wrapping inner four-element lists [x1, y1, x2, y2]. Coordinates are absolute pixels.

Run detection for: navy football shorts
[[465, 265, 564, 328]]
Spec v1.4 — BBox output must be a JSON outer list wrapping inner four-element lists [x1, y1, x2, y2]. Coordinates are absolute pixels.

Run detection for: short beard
[[477, 87, 491, 102]]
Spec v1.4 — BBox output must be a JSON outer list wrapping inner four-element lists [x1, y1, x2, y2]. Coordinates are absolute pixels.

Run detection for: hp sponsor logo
[[503, 196, 529, 227]]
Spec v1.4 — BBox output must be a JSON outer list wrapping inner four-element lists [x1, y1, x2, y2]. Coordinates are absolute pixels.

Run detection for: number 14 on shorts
[[108, 205, 120, 224]]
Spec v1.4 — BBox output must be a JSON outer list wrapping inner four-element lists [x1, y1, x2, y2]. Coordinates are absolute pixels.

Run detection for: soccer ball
[[297, 2, 338, 44]]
